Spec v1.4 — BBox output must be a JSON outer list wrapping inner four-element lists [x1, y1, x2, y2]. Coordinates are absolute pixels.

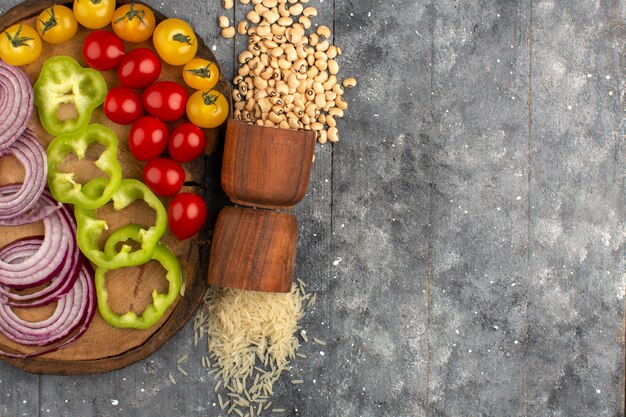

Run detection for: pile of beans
[[219, 0, 356, 143]]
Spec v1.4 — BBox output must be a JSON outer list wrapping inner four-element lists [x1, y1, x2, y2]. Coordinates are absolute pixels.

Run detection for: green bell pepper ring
[[34, 56, 107, 136], [95, 243, 182, 330], [75, 178, 168, 268], [46, 124, 122, 210]]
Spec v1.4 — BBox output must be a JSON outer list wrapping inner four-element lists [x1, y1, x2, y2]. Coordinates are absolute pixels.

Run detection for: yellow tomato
[[111, 3, 155, 43], [183, 58, 219, 91], [0, 23, 42, 66], [73, 0, 115, 30], [186, 90, 229, 129], [153, 18, 198, 66], [36, 5, 78, 45]]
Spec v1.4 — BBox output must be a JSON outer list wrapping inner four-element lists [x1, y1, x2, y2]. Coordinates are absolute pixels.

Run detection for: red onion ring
[[0, 61, 33, 150], [0, 261, 95, 356], [0, 192, 74, 284], [0, 185, 62, 227], [0, 129, 47, 219]]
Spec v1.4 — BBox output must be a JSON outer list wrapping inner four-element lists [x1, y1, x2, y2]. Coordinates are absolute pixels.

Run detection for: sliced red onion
[[0, 130, 47, 220], [0, 185, 62, 226], [0, 61, 33, 150], [0, 261, 96, 356], [0, 193, 75, 284], [0, 237, 80, 307]]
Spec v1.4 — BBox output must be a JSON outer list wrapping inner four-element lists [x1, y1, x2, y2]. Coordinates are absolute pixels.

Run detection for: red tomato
[[128, 116, 169, 161], [82, 30, 125, 71], [142, 81, 187, 122], [167, 193, 207, 240], [104, 87, 144, 125], [168, 123, 206, 163], [117, 48, 162, 89], [142, 158, 185, 197]]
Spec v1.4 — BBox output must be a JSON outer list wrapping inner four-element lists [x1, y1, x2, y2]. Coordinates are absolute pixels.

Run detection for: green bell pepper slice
[[95, 243, 182, 330], [46, 124, 122, 210], [74, 177, 167, 268], [34, 56, 107, 136]]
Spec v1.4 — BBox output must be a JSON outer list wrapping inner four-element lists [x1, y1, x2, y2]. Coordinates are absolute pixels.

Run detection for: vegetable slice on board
[[0, 61, 33, 149]]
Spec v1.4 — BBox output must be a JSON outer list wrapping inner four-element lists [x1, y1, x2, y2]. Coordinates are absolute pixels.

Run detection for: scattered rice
[[193, 281, 319, 416], [168, 372, 176, 385], [177, 366, 188, 376], [313, 338, 327, 346], [177, 355, 188, 364]]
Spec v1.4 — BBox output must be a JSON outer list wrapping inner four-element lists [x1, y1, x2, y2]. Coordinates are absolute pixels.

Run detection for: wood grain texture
[[0, 0, 229, 374], [222, 120, 316, 210], [208, 206, 297, 292]]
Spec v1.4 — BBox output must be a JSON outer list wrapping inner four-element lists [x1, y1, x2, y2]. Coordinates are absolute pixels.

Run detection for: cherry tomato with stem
[[73, 0, 116, 30], [82, 30, 125, 71], [168, 123, 206, 163], [142, 158, 185, 197], [186, 90, 228, 129], [142, 81, 188, 122], [167, 193, 207, 240], [117, 48, 162, 89], [111, 3, 155, 43], [128, 116, 169, 161], [37, 5, 78, 45], [104, 87, 144, 125]]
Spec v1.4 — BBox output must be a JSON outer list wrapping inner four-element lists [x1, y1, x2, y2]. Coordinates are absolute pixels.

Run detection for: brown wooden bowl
[[0, 0, 229, 375], [222, 120, 316, 210], [208, 206, 297, 293]]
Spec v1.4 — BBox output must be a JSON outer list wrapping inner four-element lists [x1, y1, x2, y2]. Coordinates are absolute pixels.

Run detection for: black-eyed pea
[[223, 0, 234, 8], [316, 40, 329, 52], [233, 75, 244, 85], [303, 124, 311, 130], [239, 50, 254, 64], [260, 54, 270, 66], [278, 3, 289, 17], [288, 117, 300, 130], [314, 50, 327, 60], [274, 35, 286, 44], [264, 119, 276, 127], [234, 101, 246, 111], [289, 3, 303, 15], [287, 74, 300, 88], [221, 27, 235, 38], [247, 10, 261, 23], [289, 31, 303, 44], [305, 102, 316, 117], [332, 83, 344, 95], [241, 110, 251, 121], [314, 93, 326, 108], [327, 127, 339, 142], [245, 89, 254, 100], [262, 10, 278, 24], [253, 65, 263, 76], [314, 70, 329, 83], [303, 6, 317, 17], [238, 21, 249, 35], [323, 100, 334, 112], [255, 4, 269, 15], [296, 44, 307, 59], [279, 120, 290, 129], [276, 83, 289, 95], [327, 45, 338, 59], [318, 129, 328, 144], [278, 17, 293, 26], [256, 24, 272, 36], [269, 110, 283, 124], [283, 94, 295, 104], [311, 122, 323, 131], [328, 60, 339, 75], [315, 59, 328, 71], [312, 81, 324, 95], [305, 89, 316, 103], [254, 77, 268, 89], [237, 82, 248, 95], [286, 48, 298, 62], [329, 107, 344, 118], [317, 25, 331, 40], [302, 114, 311, 125], [342, 77, 357, 88], [336, 96, 348, 110], [268, 79, 276, 88], [317, 114, 326, 124], [307, 66, 319, 78], [294, 97, 305, 109], [253, 106, 262, 119], [234, 109, 242, 120], [307, 54, 316, 66], [258, 98, 272, 113], [218, 16, 229, 28], [326, 115, 336, 128], [271, 23, 286, 36], [238, 65, 250, 76], [309, 33, 319, 47], [270, 47, 284, 58], [325, 90, 337, 101], [245, 98, 256, 112], [323, 75, 337, 90], [262, 0, 277, 7], [251, 0, 262, 4], [299, 16, 312, 29], [278, 58, 291, 70]]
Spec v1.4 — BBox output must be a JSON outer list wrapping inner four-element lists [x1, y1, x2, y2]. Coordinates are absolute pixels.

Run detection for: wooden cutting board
[[0, 0, 229, 374]]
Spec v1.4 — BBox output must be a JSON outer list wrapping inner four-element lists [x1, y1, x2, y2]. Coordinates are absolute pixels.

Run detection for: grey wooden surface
[[0, 0, 624, 416]]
